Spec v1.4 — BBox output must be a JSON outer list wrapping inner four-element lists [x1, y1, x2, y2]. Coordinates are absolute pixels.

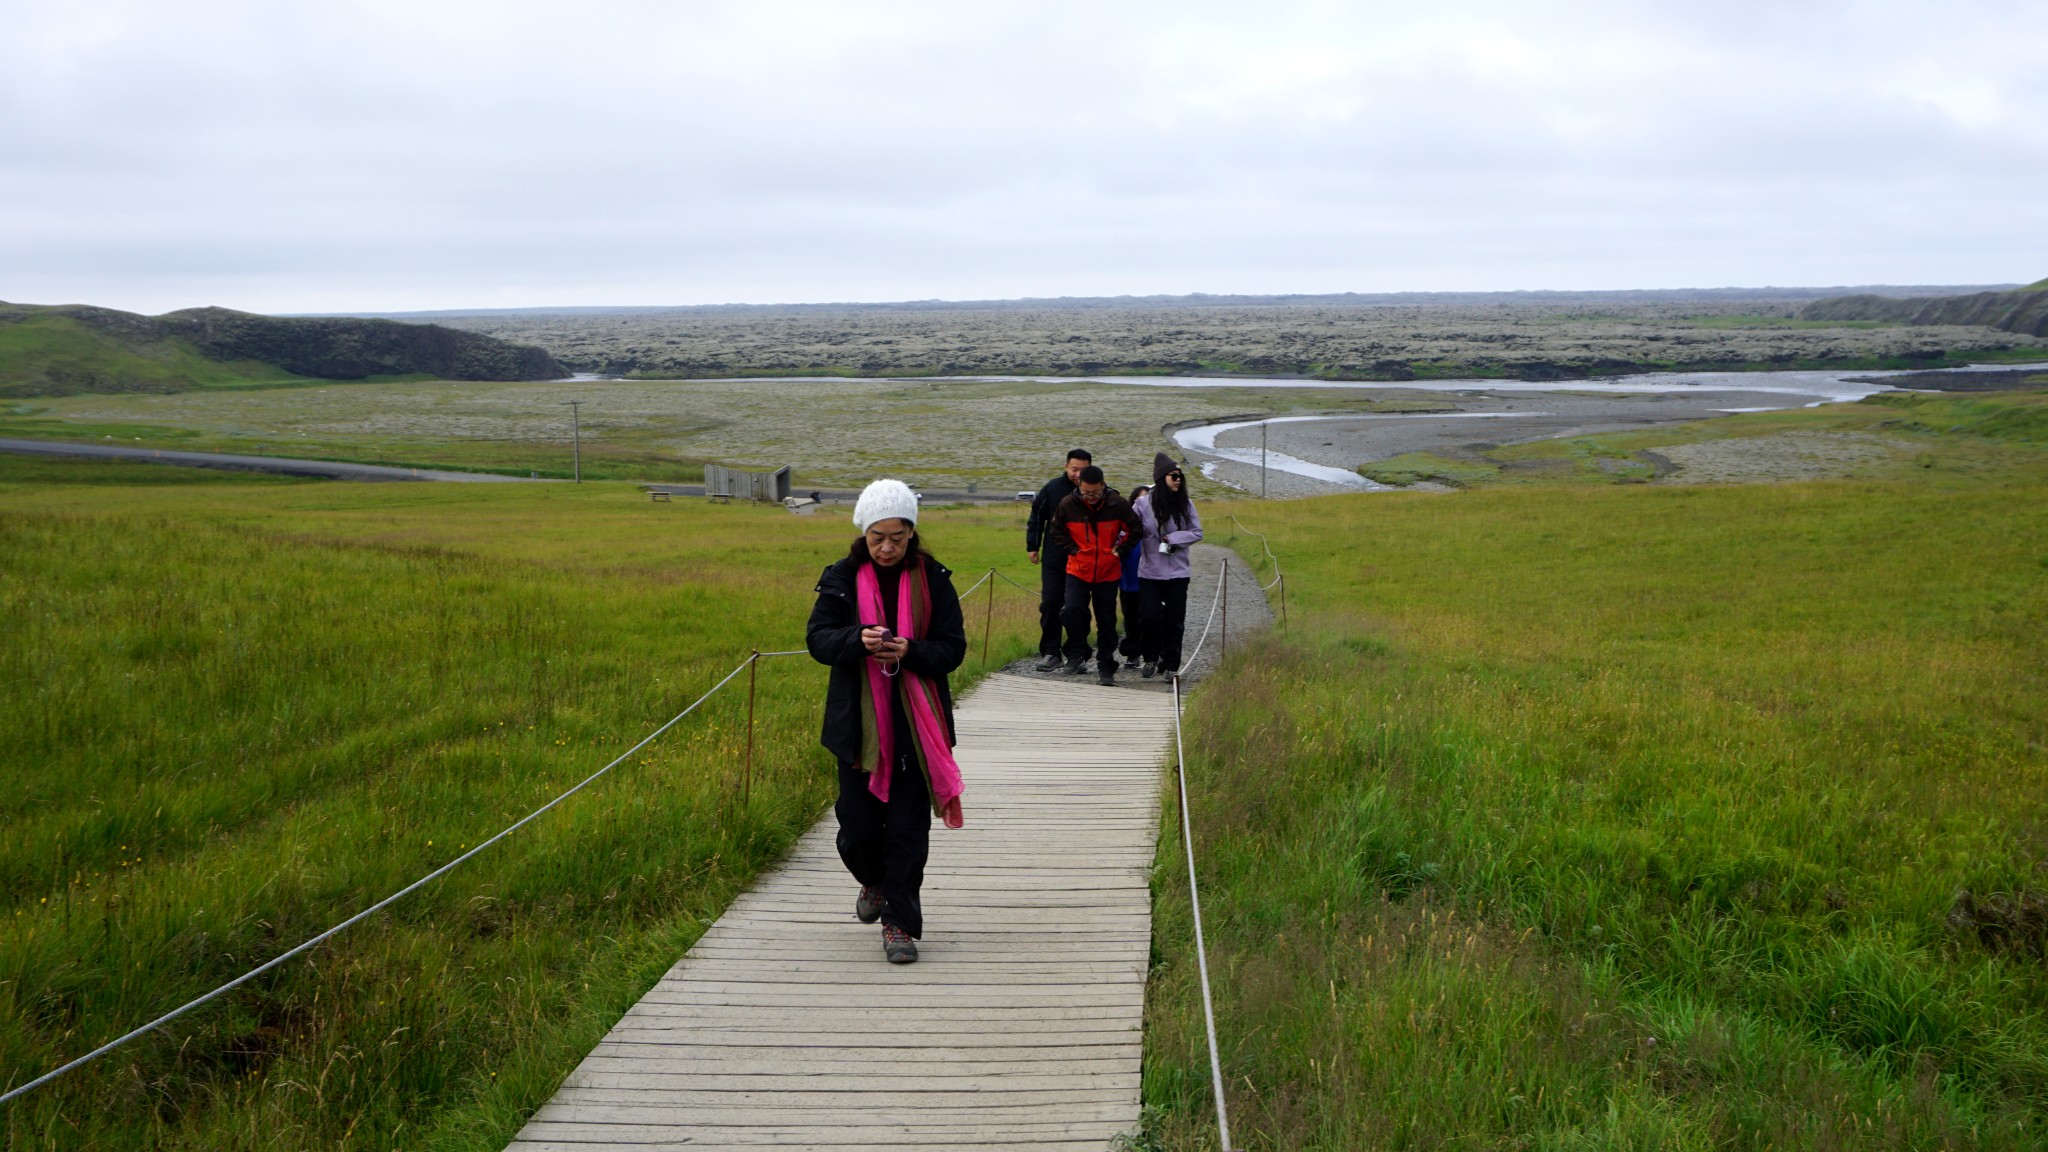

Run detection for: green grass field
[[7, 386, 2048, 1150], [0, 463, 1043, 1149], [1145, 392, 2048, 1148]]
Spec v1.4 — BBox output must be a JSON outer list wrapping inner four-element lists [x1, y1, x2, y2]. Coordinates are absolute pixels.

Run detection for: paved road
[[0, 438, 539, 482]]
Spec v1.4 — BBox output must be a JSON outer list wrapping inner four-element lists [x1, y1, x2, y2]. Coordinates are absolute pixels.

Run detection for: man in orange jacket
[[1050, 465, 1143, 685]]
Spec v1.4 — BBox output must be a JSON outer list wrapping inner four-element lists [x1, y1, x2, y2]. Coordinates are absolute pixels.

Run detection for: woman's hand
[[862, 627, 910, 664]]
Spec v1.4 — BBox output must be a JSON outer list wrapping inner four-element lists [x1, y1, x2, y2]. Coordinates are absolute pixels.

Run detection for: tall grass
[[0, 457, 1043, 1149], [1146, 407, 2048, 1147]]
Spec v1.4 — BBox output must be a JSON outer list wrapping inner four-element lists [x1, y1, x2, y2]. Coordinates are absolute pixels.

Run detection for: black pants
[[1118, 586, 1143, 659], [1140, 576, 1191, 671], [835, 756, 931, 937], [1061, 575, 1120, 668], [1038, 554, 1066, 657]]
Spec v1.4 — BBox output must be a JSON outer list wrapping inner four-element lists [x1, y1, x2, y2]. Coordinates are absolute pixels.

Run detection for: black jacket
[[1025, 474, 1079, 556], [806, 554, 966, 765]]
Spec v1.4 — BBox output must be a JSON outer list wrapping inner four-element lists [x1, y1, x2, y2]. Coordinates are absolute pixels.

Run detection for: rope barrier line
[[1181, 557, 1229, 671], [1227, 515, 1287, 624], [955, 567, 995, 600], [0, 654, 764, 1109], [1229, 515, 1282, 582], [1169, 568, 1237, 1151]]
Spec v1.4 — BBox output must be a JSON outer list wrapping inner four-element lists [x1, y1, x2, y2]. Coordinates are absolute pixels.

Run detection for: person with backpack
[[806, 479, 968, 964], [1024, 449, 1091, 672], [1134, 453, 1204, 678], [1051, 465, 1142, 685]]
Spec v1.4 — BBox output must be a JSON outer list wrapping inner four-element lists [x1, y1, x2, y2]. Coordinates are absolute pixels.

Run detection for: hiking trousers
[[1037, 553, 1066, 657], [835, 755, 931, 938], [1140, 576, 1191, 672], [1061, 574, 1121, 668]]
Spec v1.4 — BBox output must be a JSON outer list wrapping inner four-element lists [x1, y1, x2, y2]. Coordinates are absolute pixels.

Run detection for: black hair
[[1151, 474, 1193, 530], [1066, 449, 1093, 463], [1077, 464, 1105, 485], [847, 529, 927, 569], [1130, 484, 1150, 502]]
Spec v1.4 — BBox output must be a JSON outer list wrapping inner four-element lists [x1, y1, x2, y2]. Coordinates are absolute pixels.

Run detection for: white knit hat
[[852, 478, 920, 531]]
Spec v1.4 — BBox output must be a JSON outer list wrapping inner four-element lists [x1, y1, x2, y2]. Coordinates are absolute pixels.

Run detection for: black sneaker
[[883, 923, 918, 964], [1064, 658, 1090, 675], [1097, 665, 1116, 686], [855, 885, 886, 923], [1034, 654, 1065, 672], [1139, 661, 1156, 678]]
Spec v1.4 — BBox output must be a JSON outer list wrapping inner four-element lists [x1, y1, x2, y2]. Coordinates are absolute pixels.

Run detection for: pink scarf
[[856, 560, 966, 829]]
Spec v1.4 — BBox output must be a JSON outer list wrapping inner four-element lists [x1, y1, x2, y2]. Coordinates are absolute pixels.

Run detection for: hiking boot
[[855, 885, 886, 923], [1139, 661, 1156, 679], [882, 923, 918, 964], [1034, 654, 1065, 672], [1064, 657, 1090, 675], [1097, 665, 1116, 686]]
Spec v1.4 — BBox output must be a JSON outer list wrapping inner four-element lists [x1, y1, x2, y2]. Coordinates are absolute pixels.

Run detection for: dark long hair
[[1151, 478, 1193, 531], [847, 531, 928, 569]]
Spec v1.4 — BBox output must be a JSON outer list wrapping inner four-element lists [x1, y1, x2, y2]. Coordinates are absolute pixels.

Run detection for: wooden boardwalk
[[509, 672, 1180, 1151]]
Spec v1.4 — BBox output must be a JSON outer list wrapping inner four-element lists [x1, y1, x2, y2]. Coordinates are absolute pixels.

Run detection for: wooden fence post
[[981, 568, 996, 664], [1221, 558, 1229, 658], [742, 651, 758, 806]]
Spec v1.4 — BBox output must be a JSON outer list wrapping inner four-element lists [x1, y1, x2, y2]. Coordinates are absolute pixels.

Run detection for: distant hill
[[352, 283, 2021, 319], [1798, 279, 2048, 338], [0, 302, 566, 398]]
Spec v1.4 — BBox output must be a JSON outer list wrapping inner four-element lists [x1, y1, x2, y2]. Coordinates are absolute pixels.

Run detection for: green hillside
[[0, 302, 568, 398], [0, 307, 319, 396], [1799, 279, 2048, 337]]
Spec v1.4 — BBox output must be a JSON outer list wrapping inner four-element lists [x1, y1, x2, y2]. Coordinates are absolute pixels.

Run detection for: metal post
[[1221, 558, 1229, 657], [1260, 421, 1268, 500], [981, 568, 996, 664], [742, 651, 757, 806], [1279, 573, 1288, 628], [564, 399, 584, 483]]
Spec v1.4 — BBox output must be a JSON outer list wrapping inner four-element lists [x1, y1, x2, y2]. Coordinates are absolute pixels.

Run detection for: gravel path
[[998, 543, 1272, 693]]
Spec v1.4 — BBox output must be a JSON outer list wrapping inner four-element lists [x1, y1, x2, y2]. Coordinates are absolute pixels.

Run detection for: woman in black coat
[[805, 479, 967, 963]]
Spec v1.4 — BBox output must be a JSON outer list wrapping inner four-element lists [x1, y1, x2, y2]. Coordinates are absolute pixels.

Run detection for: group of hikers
[[806, 451, 1202, 962], [1025, 448, 1204, 686]]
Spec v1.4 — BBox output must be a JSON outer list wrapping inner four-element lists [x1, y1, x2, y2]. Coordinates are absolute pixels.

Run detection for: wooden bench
[[647, 490, 670, 502]]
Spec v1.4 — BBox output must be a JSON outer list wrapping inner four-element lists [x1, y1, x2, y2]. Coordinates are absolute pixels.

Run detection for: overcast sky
[[2, 0, 2043, 314]]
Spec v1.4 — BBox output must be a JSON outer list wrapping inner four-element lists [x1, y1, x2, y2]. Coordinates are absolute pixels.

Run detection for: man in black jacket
[[1025, 448, 1091, 671]]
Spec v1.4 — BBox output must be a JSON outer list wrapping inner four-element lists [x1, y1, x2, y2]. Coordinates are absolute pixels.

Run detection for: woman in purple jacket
[[1132, 453, 1204, 677]]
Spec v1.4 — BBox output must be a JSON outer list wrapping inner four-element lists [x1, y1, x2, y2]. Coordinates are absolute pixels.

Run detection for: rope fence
[[1227, 514, 1287, 625], [1169, 566, 1238, 1149], [2, 652, 771, 1107]]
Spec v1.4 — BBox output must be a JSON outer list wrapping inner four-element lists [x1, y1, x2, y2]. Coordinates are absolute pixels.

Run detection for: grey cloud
[[1, 0, 2042, 312]]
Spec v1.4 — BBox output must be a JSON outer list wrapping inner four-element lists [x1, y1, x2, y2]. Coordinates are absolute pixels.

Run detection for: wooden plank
[[507, 673, 1174, 1151]]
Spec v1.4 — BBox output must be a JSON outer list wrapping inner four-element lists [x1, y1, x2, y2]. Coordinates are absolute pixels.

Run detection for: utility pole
[[1260, 420, 1268, 499], [564, 399, 584, 482]]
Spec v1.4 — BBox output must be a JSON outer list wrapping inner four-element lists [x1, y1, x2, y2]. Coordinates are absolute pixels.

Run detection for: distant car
[[1015, 491, 1034, 501]]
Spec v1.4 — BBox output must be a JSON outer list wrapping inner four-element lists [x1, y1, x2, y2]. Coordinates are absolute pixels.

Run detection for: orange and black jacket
[[1051, 489, 1141, 584]]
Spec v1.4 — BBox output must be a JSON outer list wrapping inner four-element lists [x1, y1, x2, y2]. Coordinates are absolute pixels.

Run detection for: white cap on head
[[853, 478, 919, 532]]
